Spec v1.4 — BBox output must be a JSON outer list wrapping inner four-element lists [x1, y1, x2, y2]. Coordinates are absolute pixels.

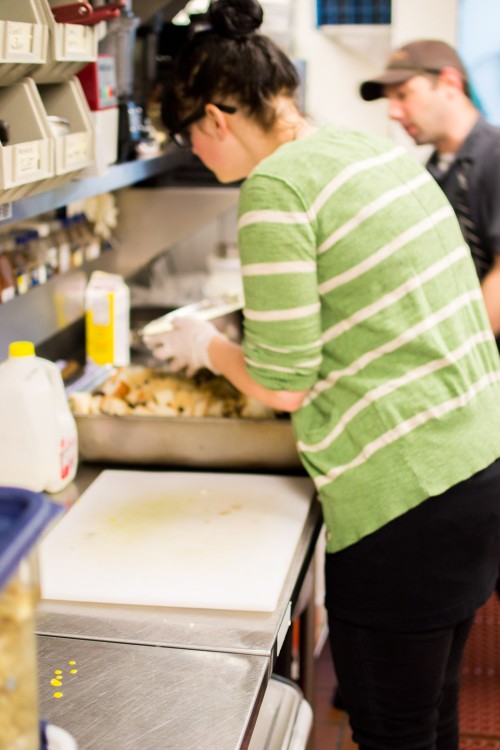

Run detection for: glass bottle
[[61, 217, 84, 269], [48, 218, 72, 274], [5, 234, 30, 295], [76, 213, 101, 262], [19, 220, 59, 279], [23, 229, 48, 287]]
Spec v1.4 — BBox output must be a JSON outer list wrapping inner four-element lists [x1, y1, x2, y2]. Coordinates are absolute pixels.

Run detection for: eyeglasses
[[169, 103, 237, 148]]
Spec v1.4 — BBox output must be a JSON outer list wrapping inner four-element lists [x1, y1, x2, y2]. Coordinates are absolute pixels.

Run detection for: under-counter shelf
[[0, 146, 191, 225]]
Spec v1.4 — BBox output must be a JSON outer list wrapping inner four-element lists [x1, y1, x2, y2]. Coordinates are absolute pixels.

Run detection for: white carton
[[85, 271, 130, 366]]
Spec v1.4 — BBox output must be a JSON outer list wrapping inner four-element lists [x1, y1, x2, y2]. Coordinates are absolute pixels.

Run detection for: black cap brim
[[359, 69, 418, 101]]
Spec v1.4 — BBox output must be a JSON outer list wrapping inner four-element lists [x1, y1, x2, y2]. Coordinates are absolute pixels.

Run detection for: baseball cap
[[360, 39, 467, 101]]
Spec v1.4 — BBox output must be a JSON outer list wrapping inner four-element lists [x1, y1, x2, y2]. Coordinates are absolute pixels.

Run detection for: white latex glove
[[143, 316, 225, 375]]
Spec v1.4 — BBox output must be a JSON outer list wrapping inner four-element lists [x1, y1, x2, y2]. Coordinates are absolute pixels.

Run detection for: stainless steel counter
[[37, 463, 322, 749], [37, 635, 270, 750]]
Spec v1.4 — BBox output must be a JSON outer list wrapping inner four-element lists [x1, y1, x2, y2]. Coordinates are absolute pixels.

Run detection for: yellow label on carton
[[85, 292, 115, 365], [84, 271, 130, 366]]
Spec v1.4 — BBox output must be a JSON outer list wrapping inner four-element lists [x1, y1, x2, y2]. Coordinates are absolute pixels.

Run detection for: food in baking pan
[[68, 365, 277, 419]]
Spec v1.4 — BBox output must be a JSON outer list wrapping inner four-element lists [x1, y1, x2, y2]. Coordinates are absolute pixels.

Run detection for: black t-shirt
[[324, 458, 500, 632], [427, 116, 500, 281]]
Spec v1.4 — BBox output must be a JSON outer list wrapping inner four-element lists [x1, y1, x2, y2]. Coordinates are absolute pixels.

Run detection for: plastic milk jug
[[85, 270, 130, 366], [0, 341, 78, 493]]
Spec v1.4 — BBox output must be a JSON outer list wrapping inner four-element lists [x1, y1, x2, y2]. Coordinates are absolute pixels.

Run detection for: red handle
[[50, 2, 93, 23], [51, 1, 127, 26], [76, 6, 121, 24]]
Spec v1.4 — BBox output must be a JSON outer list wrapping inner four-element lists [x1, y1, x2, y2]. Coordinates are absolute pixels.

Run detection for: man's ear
[[204, 103, 230, 140], [440, 66, 466, 93]]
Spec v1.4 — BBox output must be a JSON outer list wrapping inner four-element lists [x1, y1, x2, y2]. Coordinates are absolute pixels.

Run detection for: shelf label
[[64, 25, 90, 56], [5, 22, 34, 57], [13, 142, 41, 182], [63, 133, 90, 167]]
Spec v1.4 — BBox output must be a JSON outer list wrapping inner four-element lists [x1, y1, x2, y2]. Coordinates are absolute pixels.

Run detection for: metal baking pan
[[74, 412, 301, 471], [71, 302, 301, 472]]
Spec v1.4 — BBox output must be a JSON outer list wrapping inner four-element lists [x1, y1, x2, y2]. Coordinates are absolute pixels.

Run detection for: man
[[360, 39, 500, 346], [360, 39, 500, 618]]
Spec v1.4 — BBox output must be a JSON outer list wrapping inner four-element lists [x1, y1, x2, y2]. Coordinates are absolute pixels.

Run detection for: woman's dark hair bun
[[207, 0, 263, 40]]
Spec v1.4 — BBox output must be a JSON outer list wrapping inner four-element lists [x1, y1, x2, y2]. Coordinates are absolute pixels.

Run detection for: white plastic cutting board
[[40, 470, 315, 612]]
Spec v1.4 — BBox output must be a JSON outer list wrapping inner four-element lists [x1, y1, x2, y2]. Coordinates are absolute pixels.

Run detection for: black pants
[[324, 458, 500, 750], [328, 614, 474, 750]]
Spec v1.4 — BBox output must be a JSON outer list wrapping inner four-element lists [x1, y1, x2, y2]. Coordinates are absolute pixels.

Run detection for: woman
[[147, 1, 500, 747]]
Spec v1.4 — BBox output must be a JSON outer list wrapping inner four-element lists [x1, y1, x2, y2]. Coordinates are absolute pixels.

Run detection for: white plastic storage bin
[[80, 107, 118, 177], [30, 0, 98, 83], [0, 77, 53, 206], [36, 76, 95, 187], [0, 0, 48, 86]]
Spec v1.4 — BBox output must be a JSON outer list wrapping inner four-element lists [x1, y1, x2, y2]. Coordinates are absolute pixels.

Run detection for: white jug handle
[[39, 358, 69, 407]]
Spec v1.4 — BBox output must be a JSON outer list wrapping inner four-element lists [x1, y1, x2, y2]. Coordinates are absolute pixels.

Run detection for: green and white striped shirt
[[238, 124, 500, 553]]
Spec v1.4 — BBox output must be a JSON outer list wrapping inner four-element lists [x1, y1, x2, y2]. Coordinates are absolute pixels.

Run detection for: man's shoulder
[[468, 117, 500, 156], [475, 116, 500, 136]]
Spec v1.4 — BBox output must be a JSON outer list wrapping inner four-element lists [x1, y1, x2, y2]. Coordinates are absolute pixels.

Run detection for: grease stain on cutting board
[[89, 495, 249, 548]]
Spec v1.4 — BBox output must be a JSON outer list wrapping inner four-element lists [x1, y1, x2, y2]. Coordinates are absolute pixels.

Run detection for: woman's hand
[[144, 317, 225, 375], [144, 315, 308, 412]]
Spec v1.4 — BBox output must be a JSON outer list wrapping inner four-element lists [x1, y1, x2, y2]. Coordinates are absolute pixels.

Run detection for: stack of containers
[[0, 0, 51, 204], [30, 0, 99, 192], [0, 486, 61, 750], [0, 0, 98, 206]]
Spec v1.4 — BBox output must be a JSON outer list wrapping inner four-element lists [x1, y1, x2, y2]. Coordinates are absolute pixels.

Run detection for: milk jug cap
[[9, 341, 35, 358]]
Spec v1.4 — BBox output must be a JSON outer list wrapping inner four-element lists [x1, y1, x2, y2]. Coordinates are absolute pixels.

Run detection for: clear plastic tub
[[0, 486, 61, 750]]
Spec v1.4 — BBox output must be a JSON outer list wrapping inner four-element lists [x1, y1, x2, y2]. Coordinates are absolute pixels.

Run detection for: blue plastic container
[[0, 486, 61, 750]]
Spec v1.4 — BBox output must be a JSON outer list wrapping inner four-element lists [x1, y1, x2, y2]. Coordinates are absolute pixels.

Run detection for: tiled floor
[[312, 593, 500, 750]]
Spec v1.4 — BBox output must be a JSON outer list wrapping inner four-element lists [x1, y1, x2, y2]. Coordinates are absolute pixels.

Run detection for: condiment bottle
[[3, 234, 30, 295], [61, 217, 84, 268], [22, 229, 48, 286], [18, 220, 59, 279], [48, 218, 72, 274], [73, 213, 101, 262]]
